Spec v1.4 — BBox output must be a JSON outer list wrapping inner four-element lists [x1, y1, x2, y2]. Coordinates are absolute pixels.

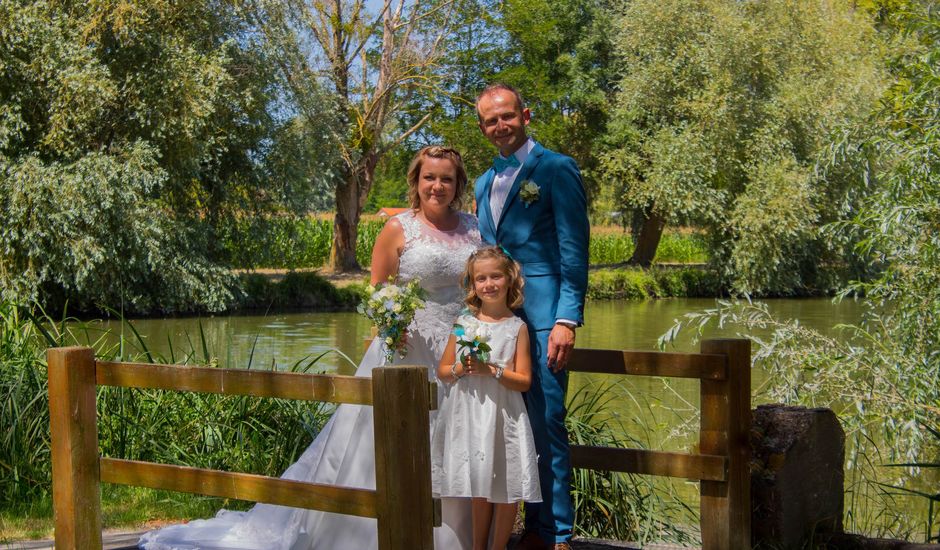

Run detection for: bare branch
[[381, 112, 433, 156]]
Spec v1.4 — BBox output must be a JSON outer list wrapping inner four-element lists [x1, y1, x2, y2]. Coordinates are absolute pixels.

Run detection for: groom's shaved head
[[476, 83, 525, 119]]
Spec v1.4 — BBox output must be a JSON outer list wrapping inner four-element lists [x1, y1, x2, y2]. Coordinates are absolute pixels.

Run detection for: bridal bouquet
[[453, 317, 492, 363], [358, 278, 427, 363]]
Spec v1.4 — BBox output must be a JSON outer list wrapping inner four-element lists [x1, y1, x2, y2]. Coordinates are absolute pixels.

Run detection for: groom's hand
[[547, 323, 576, 372]]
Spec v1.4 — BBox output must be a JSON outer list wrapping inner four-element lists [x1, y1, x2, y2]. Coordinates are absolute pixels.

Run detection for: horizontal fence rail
[[96, 360, 376, 404], [567, 348, 727, 380], [100, 458, 379, 518], [569, 446, 728, 482]]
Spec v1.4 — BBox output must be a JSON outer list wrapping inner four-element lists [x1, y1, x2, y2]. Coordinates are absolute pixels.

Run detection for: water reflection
[[98, 298, 866, 372]]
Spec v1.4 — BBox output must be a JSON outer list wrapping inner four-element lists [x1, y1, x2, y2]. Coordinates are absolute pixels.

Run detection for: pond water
[[93, 298, 866, 374], [83, 297, 930, 539]]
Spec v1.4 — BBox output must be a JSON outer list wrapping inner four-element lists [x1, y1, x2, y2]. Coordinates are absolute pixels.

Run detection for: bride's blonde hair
[[406, 146, 468, 210], [462, 246, 525, 314]]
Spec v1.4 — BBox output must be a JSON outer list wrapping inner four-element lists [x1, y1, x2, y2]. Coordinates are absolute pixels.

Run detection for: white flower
[[461, 317, 480, 339], [519, 180, 540, 207]]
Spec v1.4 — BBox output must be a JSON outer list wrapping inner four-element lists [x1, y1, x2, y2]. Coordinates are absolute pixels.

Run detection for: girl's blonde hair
[[406, 146, 468, 211], [462, 246, 525, 314]]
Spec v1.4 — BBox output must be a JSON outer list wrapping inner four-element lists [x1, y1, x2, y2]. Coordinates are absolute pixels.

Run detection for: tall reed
[[566, 381, 695, 544], [0, 303, 50, 504], [0, 302, 333, 507]]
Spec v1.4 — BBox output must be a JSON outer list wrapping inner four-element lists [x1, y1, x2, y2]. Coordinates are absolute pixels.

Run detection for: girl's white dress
[[431, 314, 541, 504], [139, 210, 482, 549]]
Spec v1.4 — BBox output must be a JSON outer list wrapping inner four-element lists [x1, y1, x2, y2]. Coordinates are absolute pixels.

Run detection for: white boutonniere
[[519, 180, 540, 208]]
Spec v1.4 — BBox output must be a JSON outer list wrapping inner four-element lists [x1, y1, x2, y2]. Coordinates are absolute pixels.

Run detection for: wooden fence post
[[372, 366, 435, 550], [47, 347, 102, 550], [699, 339, 751, 549]]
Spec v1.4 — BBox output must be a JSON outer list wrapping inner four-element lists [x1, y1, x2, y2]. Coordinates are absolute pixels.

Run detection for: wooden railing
[[568, 339, 751, 549], [46, 347, 440, 550], [48, 339, 750, 549]]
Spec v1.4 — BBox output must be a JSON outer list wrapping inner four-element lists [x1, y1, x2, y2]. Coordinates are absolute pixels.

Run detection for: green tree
[[0, 0, 315, 312], [249, 0, 459, 271], [663, 5, 940, 537], [601, 0, 886, 293], [498, 0, 613, 203], [407, 0, 505, 179], [401, 0, 613, 201]]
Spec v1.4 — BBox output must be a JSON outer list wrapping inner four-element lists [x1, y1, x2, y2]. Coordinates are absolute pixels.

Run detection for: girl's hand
[[461, 353, 489, 375]]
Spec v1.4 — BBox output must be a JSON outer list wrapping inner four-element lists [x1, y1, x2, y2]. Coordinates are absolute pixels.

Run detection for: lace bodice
[[393, 210, 483, 359]]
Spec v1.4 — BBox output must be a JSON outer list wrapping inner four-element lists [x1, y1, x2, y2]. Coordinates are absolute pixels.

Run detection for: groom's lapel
[[479, 170, 498, 238], [497, 142, 545, 230]]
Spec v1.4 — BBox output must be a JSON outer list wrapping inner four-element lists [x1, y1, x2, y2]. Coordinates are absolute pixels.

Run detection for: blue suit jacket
[[475, 142, 590, 331]]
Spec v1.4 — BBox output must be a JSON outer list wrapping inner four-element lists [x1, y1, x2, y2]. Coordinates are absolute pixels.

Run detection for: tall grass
[[566, 381, 696, 544], [222, 217, 708, 270], [589, 230, 708, 265], [221, 216, 385, 270], [0, 303, 50, 504], [0, 301, 333, 507]]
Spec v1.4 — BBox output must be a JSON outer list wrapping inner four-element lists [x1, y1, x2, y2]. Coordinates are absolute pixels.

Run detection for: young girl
[[431, 246, 541, 550]]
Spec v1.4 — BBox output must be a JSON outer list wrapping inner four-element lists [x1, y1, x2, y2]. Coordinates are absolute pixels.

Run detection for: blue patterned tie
[[492, 154, 521, 173]]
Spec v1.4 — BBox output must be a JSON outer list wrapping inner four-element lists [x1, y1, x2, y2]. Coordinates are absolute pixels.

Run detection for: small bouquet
[[358, 278, 427, 363], [453, 317, 492, 363]]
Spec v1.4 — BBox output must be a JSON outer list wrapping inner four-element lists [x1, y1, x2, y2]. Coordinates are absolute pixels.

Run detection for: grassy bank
[[587, 267, 721, 300], [218, 223, 716, 316], [1, 486, 235, 542], [230, 265, 725, 314], [234, 271, 363, 311]]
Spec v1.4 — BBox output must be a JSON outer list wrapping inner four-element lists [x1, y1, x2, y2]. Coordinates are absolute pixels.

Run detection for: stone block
[[751, 404, 845, 548]]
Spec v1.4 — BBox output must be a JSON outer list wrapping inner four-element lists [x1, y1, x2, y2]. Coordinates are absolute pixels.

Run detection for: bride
[[139, 146, 481, 550]]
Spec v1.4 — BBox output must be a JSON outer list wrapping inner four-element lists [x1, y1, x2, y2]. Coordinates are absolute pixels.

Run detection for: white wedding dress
[[139, 210, 483, 550]]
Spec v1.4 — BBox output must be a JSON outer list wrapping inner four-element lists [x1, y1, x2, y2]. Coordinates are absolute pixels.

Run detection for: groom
[[474, 83, 589, 550]]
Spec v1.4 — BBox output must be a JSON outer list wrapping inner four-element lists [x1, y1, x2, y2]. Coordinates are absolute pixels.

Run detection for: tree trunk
[[329, 153, 378, 272], [329, 176, 362, 271], [629, 208, 666, 267]]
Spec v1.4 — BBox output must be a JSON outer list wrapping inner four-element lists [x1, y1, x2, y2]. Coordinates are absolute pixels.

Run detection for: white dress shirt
[[490, 138, 536, 227]]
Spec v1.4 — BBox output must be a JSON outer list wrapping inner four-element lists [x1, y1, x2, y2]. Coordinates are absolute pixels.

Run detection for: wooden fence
[[567, 338, 751, 549], [46, 347, 440, 550], [48, 338, 750, 549]]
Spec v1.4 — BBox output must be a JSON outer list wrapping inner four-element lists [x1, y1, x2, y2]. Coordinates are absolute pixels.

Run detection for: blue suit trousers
[[524, 327, 573, 543]]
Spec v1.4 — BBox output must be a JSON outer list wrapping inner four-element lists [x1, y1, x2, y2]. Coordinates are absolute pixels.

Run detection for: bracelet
[[450, 361, 464, 381], [493, 364, 505, 380]]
